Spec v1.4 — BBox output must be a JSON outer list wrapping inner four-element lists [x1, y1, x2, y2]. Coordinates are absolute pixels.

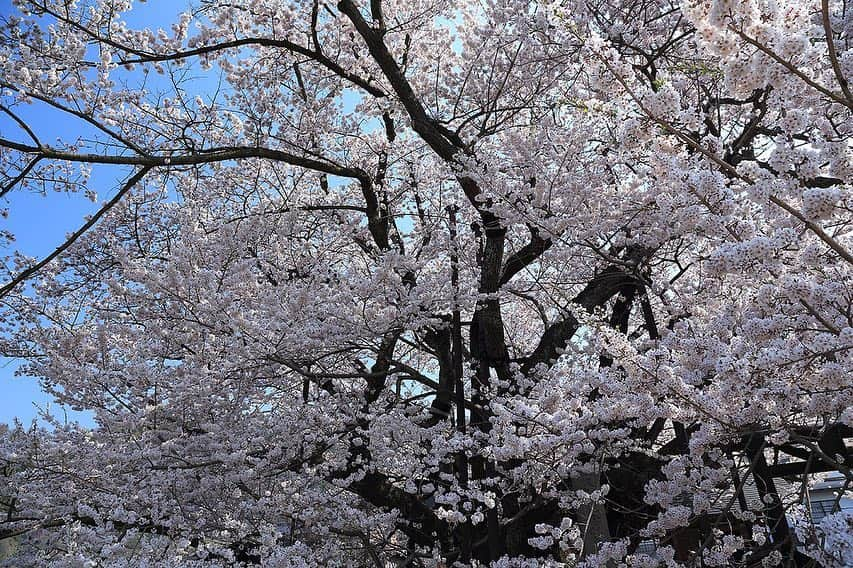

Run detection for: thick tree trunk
[[573, 467, 612, 560]]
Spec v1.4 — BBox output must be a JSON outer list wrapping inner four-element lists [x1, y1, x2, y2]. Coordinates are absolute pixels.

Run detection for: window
[[636, 540, 657, 556], [810, 499, 838, 522]]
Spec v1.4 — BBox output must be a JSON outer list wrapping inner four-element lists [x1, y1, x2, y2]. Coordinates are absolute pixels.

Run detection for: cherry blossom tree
[[0, 0, 852, 565]]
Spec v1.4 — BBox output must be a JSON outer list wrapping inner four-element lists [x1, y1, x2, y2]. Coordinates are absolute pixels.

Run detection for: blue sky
[[0, 0, 189, 425]]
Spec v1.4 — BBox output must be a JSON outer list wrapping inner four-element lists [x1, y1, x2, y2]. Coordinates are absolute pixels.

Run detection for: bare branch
[[0, 166, 152, 299]]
